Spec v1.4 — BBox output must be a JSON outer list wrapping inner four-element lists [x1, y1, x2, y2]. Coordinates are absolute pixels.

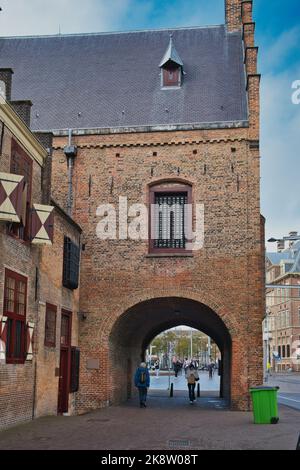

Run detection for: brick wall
[[225, 0, 242, 32], [10, 101, 32, 128], [51, 121, 264, 411], [35, 207, 81, 418]]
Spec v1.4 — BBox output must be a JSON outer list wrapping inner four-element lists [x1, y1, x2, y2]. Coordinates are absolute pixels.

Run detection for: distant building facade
[[265, 234, 300, 372]]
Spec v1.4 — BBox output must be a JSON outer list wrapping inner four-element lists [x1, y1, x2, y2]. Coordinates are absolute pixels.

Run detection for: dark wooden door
[[58, 348, 69, 413], [57, 310, 72, 414]]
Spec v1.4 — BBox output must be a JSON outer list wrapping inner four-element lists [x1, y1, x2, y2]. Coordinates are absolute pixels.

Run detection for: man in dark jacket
[[134, 362, 150, 408]]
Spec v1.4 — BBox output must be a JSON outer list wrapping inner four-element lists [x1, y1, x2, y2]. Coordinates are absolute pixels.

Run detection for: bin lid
[[250, 386, 280, 392]]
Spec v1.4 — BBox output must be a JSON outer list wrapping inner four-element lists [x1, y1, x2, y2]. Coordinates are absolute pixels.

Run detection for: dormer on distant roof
[[159, 35, 184, 88]]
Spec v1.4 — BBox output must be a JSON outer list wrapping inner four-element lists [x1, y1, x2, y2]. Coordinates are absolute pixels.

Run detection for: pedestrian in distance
[[185, 362, 199, 404], [154, 359, 160, 377], [174, 360, 181, 378], [183, 357, 189, 371], [208, 362, 214, 379], [134, 362, 150, 408]]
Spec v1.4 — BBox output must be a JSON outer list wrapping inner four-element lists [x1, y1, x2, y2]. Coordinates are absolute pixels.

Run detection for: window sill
[[6, 231, 30, 246], [44, 343, 56, 349], [5, 359, 27, 365], [146, 253, 193, 258]]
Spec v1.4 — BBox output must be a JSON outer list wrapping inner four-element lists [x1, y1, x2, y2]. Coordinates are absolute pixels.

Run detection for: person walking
[[183, 357, 189, 372], [174, 360, 181, 378], [154, 359, 160, 378], [134, 362, 150, 408], [185, 362, 199, 404], [208, 362, 214, 379]]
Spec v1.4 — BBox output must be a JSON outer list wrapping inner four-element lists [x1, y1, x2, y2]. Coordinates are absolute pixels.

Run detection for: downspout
[[64, 129, 77, 216]]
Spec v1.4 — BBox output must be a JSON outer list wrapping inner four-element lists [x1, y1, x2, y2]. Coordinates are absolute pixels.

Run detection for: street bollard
[[170, 383, 174, 398], [297, 433, 300, 450], [197, 383, 200, 397]]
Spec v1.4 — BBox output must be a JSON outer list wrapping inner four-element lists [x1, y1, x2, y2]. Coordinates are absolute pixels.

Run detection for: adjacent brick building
[[0, 74, 81, 430], [0, 0, 264, 417]]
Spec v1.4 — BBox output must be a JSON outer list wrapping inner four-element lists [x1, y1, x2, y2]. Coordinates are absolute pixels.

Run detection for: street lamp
[[168, 341, 175, 390], [263, 309, 271, 381]]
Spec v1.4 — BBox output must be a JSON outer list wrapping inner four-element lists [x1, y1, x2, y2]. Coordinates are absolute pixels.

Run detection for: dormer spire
[[159, 35, 184, 88], [159, 35, 184, 69]]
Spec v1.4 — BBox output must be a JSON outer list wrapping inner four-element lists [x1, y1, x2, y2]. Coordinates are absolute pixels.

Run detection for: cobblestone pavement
[[0, 396, 299, 450], [150, 370, 220, 392]]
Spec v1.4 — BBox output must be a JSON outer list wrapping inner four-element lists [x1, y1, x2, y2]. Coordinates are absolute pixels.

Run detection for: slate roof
[[267, 241, 300, 274], [267, 253, 293, 265], [0, 25, 248, 132]]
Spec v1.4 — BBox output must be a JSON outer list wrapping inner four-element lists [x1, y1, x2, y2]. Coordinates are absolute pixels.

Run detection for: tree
[[149, 328, 220, 363]]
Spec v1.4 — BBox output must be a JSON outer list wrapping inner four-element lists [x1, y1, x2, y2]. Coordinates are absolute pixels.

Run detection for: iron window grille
[[153, 192, 187, 250]]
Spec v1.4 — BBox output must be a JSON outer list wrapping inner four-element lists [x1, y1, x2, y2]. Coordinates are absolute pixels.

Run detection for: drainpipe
[[64, 129, 77, 216]]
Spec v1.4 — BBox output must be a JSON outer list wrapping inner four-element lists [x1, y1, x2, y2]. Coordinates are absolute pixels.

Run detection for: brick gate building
[[0, 0, 264, 415]]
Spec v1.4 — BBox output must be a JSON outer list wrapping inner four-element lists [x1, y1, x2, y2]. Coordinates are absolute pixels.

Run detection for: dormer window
[[159, 35, 184, 89], [162, 62, 181, 87]]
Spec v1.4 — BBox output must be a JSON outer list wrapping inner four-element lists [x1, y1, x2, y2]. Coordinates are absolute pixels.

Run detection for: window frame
[[60, 309, 72, 347], [149, 183, 192, 254], [162, 66, 181, 87], [3, 268, 27, 364], [44, 303, 57, 348], [9, 139, 33, 241]]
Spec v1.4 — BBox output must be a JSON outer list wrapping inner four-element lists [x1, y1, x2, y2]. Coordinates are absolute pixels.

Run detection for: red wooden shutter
[[0, 172, 25, 222], [30, 204, 54, 245], [70, 347, 80, 393], [0, 316, 8, 363]]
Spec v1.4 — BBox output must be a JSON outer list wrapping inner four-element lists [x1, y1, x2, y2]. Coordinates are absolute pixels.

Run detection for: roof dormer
[[159, 35, 184, 88]]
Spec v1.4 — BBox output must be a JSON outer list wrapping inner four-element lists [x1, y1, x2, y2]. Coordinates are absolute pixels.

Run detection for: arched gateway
[[75, 282, 263, 414], [109, 297, 232, 403]]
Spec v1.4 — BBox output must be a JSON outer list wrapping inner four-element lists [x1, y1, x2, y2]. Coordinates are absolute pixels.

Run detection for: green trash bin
[[249, 386, 279, 424]]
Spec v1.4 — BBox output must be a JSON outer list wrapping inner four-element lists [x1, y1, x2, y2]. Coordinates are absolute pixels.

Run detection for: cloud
[[0, 0, 224, 36], [139, 0, 224, 29], [0, 0, 132, 36], [261, 27, 300, 72]]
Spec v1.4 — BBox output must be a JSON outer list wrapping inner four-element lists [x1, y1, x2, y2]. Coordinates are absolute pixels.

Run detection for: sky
[[0, 0, 299, 251]]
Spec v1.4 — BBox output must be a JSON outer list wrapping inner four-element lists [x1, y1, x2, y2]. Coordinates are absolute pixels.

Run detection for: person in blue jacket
[[134, 362, 150, 408]]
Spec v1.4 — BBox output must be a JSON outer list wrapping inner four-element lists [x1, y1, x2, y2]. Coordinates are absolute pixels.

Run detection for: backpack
[[188, 373, 196, 385], [140, 371, 146, 384]]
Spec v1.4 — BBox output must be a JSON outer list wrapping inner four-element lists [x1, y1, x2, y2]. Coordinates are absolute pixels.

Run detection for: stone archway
[[109, 297, 232, 405]]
